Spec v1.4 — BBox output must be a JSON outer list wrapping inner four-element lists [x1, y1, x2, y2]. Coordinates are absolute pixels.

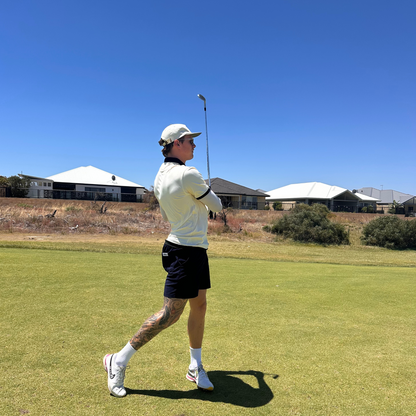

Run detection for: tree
[[8, 175, 31, 198], [388, 200, 402, 214]]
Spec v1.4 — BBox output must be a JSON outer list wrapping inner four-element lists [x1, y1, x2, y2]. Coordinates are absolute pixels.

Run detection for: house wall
[[218, 194, 266, 210], [268, 198, 362, 212], [28, 180, 54, 198], [404, 198, 416, 216], [257, 196, 267, 210], [282, 201, 296, 210], [27, 181, 144, 202], [375, 200, 416, 215]]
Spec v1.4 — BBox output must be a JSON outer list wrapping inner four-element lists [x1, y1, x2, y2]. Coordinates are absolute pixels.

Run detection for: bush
[[272, 201, 283, 211], [361, 216, 416, 249], [265, 203, 349, 245], [361, 206, 374, 213], [143, 188, 158, 211]]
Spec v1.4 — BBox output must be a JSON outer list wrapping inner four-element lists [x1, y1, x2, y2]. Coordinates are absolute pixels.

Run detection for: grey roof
[[207, 178, 269, 197], [357, 187, 414, 204], [22, 174, 52, 181]]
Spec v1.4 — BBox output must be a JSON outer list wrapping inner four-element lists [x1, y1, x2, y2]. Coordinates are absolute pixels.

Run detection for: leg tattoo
[[130, 297, 187, 350]]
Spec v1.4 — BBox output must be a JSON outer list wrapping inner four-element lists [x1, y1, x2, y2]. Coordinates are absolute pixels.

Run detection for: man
[[103, 123, 223, 397]]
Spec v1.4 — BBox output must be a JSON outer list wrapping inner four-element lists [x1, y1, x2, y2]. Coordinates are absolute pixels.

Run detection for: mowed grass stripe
[[1, 237, 416, 267], [0, 248, 415, 416]]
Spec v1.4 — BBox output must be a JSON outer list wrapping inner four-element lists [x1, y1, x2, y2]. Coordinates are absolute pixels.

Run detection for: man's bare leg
[[187, 290, 207, 349], [186, 290, 213, 390], [104, 297, 187, 397], [130, 297, 188, 350]]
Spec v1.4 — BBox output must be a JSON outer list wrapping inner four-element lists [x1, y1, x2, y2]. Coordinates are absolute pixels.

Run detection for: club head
[[197, 94, 206, 102]]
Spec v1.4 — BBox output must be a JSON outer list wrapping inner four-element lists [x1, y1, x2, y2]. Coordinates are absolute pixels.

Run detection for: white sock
[[115, 342, 136, 367], [189, 347, 202, 370]]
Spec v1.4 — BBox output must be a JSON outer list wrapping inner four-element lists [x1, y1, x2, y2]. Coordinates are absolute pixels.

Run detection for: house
[[356, 187, 416, 215], [266, 182, 379, 212], [26, 166, 146, 202], [207, 177, 269, 210]]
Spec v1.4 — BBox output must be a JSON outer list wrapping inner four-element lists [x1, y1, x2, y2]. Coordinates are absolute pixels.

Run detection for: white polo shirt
[[154, 158, 222, 249]]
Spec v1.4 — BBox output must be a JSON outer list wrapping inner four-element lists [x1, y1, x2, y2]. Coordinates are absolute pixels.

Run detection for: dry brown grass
[[0, 198, 170, 236], [2, 199, 416, 267], [1, 198, 412, 247]]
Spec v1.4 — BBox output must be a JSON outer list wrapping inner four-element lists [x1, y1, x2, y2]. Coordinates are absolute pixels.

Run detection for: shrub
[[361, 206, 374, 213], [266, 203, 349, 245], [272, 201, 283, 211], [361, 216, 416, 249], [143, 188, 158, 211]]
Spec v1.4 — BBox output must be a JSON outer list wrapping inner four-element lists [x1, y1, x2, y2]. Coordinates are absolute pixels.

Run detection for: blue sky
[[1, 1, 415, 194]]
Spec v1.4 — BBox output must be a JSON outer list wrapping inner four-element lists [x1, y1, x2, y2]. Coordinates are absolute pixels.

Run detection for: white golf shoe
[[186, 364, 214, 391], [103, 354, 127, 397]]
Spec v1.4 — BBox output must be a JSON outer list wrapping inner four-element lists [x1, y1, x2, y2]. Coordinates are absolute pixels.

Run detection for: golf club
[[197, 94, 211, 187]]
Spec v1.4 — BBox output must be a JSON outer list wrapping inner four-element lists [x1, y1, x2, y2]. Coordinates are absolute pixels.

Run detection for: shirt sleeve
[[182, 168, 223, 213], [199, 189, 223, 212], [160, 206, 168, 221], [182, 167, 210, 199]]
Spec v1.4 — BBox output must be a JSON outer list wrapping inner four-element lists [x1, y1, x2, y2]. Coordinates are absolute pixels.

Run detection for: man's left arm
[[196, 188, 222, 212], [183, 168, 223, 213]]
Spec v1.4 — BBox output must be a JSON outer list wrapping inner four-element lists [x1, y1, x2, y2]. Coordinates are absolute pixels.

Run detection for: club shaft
[[204, 106, 210, 187]]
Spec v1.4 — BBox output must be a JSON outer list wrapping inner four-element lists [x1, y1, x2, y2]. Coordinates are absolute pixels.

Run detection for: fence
[[26, 189, 143, 203], [0, 186, 11, 197], [221, 200, 267, 210]]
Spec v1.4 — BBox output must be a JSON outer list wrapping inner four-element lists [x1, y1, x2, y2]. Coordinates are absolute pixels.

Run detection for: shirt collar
[[164, 157, 185, 166]]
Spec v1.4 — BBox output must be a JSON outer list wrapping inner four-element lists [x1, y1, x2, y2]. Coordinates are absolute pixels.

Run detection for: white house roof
[[47, 166, 144, 188], [266, 182, 356, 201], [353, 193, 380, 202]]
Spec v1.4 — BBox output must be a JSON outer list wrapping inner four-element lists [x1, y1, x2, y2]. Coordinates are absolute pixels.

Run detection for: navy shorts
[[162, 241, 211, 299]]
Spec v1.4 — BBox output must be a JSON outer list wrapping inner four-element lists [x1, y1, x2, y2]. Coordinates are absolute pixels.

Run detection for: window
[[85, 187, 106, 192], [48, 183, 51, 187], [240, 196, 259, 209]]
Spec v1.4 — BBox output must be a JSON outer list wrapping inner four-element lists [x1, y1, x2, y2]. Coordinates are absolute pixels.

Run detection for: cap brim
[[178, 132, 201, 139]]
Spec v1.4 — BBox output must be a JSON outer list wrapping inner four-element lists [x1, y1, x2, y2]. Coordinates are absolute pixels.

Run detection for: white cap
[[159, 124, 201, 146]]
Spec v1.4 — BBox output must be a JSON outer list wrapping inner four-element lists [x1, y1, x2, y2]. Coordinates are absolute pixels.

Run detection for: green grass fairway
[[1, 248, 415, 415]]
